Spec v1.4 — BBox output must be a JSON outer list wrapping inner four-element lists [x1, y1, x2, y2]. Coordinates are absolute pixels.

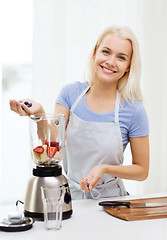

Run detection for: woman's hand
[[9, 99, 44, 116], [80, 165, 105, 192]]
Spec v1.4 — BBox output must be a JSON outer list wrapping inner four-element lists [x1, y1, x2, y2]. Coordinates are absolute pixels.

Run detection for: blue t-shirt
[[56, 82, 149, 151]]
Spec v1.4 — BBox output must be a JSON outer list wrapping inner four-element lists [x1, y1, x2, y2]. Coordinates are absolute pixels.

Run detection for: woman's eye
[[118, 56, 126, 61], [102, 50, 110, 55]]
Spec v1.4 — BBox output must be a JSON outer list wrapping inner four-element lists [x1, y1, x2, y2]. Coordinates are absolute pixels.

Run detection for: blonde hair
[[86, 25, 143, 102]]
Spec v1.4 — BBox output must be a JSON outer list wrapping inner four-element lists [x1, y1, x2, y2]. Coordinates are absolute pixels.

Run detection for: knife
[[98, 201, 167, 208]]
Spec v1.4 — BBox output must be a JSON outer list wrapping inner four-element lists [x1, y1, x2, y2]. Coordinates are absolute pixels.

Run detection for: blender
[[24, 113, 72, 220]]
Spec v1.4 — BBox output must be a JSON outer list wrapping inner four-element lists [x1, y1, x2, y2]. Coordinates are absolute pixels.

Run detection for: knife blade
[[98, 201, 167, 208]]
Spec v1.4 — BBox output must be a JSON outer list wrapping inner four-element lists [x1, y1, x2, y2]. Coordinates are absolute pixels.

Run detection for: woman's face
[[93, 33, 132, 85]]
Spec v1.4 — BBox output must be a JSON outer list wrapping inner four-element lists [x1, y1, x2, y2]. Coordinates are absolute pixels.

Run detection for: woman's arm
[[40, 103, 69, 144], [80, 135, 150, 192], [54, 103, 70, 128], [9, 100, 69, 142]]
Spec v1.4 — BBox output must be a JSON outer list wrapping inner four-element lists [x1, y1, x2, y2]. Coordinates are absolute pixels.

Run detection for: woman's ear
[[125, 66, 130, 73], [92, 51, 96, 60], [92, 46, 97, 60]]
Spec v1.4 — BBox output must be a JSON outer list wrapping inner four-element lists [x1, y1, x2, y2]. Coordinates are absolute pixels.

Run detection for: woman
[[10, 25, 149, 200]]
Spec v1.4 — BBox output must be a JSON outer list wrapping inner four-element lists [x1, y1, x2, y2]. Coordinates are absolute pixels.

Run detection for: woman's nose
[[106, 55, 116, 67]]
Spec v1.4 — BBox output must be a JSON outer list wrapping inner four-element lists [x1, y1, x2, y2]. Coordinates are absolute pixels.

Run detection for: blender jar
[[29, 113, 65, 166]]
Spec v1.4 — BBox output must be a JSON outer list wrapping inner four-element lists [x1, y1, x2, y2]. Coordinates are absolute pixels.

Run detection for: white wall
[[137, 0, 167, 193], [1, 0, 33, 204]]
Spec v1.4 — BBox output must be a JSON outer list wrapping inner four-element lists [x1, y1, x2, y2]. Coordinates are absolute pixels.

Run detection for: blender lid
[[0, 217, 34, 232]]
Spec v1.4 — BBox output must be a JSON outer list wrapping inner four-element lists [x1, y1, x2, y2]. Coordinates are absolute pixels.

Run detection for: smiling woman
[[63, 26, 149, 199], [9, 24, 150, 200]]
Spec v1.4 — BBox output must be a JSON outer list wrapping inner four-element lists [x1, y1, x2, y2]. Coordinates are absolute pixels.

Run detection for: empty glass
[[41, 186, 65, 230]]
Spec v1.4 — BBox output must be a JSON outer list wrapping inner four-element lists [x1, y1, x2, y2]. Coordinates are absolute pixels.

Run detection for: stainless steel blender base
[[24, 172, 72, 221]]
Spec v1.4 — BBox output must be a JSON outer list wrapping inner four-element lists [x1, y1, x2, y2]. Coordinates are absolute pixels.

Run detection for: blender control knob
[[64, 192, 71, 204]]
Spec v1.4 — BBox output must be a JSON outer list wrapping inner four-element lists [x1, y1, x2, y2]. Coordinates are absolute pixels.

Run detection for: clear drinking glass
[[41, 186, 65, 230]]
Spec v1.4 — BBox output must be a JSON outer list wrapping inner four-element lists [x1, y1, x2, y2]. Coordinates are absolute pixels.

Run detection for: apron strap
[[115, 90, 120, 124], [70, 85, 90, 112]]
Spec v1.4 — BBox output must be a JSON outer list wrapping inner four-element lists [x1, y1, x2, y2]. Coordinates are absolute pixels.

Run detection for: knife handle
[[98, 201, 131, 208]]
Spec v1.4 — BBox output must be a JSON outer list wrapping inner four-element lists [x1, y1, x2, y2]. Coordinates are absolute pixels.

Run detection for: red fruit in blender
[[47, 146, 57, 158], [51, 142, 60, 151], [33, 146, 44, 154], [45, 140, 60, 151]]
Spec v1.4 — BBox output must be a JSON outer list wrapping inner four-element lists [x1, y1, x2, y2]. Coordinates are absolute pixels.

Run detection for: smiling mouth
[[100, 65, 117, 73]]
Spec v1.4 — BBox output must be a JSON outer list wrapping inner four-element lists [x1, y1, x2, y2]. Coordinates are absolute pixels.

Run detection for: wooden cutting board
[[103, 196, 167, 221]]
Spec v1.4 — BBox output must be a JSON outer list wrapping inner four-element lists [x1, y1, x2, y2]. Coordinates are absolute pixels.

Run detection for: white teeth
[[103, 67, 113, 73]]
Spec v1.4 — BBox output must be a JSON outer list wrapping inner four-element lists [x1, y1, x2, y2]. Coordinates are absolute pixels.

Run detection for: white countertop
[[1, 192, 167, 240]]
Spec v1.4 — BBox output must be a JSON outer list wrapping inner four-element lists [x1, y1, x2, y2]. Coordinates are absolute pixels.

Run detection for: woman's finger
[[15, 101, 28, 116], [80, 177, 90, 192], [10, 100, 22, 115], [19, 103, 32, 116], [80, 177, 86, 188], [87, 176, 101, 189]]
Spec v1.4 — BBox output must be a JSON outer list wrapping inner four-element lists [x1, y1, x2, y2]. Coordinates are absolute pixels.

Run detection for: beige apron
[[64, 86, 127, 199]]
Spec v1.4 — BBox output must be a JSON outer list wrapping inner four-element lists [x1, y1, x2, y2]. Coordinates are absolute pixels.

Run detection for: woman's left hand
[[80, 165, 105, 192]]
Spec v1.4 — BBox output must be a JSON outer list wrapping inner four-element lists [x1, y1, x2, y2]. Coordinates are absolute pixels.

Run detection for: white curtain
[[137, 0, 167, 194], [32, 0, 167, 195]]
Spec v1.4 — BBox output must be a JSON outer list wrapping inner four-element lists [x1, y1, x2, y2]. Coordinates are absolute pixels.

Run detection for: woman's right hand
[[9, 99, 45, 116]]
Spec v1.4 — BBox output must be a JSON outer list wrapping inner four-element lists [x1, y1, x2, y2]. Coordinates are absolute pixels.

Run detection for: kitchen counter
[[0, 192, 167, 240]]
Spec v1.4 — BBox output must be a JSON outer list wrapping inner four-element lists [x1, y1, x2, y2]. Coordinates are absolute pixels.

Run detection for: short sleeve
[[128, 101, 149, 138], [56, 84, 72, 110], [56, 82, 88, 110]]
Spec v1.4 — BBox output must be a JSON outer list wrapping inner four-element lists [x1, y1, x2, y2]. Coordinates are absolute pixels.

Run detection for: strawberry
[[33, 146, 44, 154], [47, 146, 57, 158], [45, 140, 60, 151], [44, 139, 49, 145]]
